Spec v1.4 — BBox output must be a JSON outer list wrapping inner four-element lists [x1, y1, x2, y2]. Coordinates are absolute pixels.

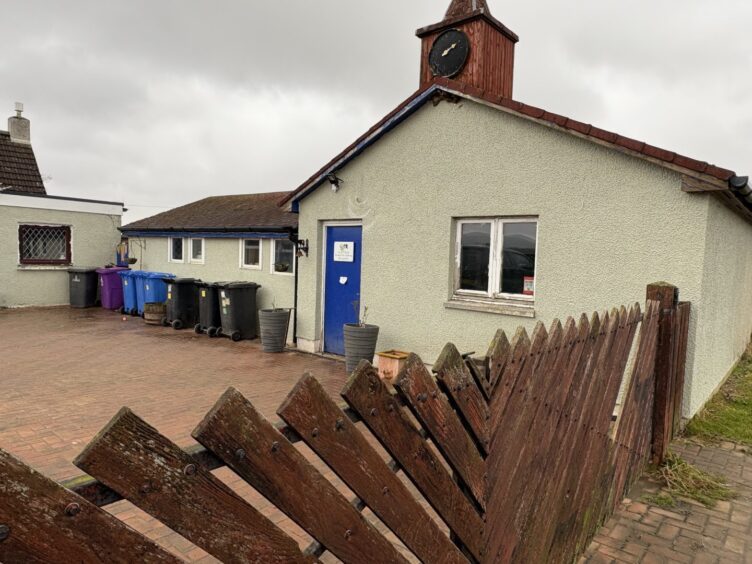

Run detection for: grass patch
[[686, 352, 752, 445], [643, 492, 678, 509], [645, 453, 735, 508]]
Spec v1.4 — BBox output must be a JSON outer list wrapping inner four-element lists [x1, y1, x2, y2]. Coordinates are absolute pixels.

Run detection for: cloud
[[1, 0, 749, 222]]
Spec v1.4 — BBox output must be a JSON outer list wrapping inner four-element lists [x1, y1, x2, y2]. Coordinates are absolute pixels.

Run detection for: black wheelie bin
[[218, 282, 261, 341], [163, 278, 200, 330], [68, 268, 99, 308], [195, 281, 224, 337]]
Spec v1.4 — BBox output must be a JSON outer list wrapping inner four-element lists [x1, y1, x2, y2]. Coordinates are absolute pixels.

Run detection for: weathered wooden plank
[[509, 312, 607, 564], [503, 315, 594, 563], [74, 407, 313, 564], [486, 328, 511, 395], [647, 283, 679, 464], [434, 343, 490, 452], [192, 387, 407, 564], [488, 327, 532, 432], [544, 310, 625, 562], [485, 318, 588, 561], [341, 363, 484, 562], [672, 302, 691, 435], [393, 354, 486, 508], [277, 373, 468, 564], [485, 323, 546, 500], [556, 306, 643, 561], [0, 448, 180, 564]]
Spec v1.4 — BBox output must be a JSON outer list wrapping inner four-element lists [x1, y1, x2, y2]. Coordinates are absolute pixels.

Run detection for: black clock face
[[429, 29, 470, 78]]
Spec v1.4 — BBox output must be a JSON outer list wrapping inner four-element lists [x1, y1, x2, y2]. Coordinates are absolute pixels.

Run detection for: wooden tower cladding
[[417, 9, 519, 99]]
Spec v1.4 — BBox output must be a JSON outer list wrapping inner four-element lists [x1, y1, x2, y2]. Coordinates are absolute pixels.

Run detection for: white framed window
[[168, 237, 184, 263], [240, 239, 262, 270], [271, 239, 296, 275], [454, 217, 538, 301], [189, 238, 205, 264]]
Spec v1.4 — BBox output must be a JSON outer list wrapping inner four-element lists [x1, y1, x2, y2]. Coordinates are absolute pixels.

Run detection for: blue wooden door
[[324, 226, 363, 355]]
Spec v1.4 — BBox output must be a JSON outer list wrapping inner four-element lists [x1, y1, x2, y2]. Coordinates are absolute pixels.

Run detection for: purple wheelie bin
[[96, 267, 130, 311]]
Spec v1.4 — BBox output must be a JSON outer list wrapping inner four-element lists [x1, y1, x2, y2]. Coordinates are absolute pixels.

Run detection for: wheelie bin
[[96, 267, 129, 310], [133, 271, 148, 316], [119, 270, 138, 315], [218, 282, 261, 341], [68, 268, 99, 308], [195, 282, 224, 337], [163, 278, 200, 330], [144, 272, 174, 304]]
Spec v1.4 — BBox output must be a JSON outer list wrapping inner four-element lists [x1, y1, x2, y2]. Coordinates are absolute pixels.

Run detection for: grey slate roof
[[121, 191, 297, 233], [0, 131, 46, 194]]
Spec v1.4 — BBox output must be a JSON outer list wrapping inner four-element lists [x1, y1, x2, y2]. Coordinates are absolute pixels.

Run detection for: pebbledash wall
[[127, 236, 296, 336], [0, 193, 123, 308], [294, 98, 752, 417]]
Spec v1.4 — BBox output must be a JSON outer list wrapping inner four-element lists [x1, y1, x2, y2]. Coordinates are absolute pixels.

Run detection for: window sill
[[18, 264, 72, 271], [444, 297, 536, 318], [272, 271, 295, 277]]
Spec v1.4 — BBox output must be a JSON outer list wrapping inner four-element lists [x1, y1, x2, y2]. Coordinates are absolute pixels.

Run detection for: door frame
[[320, 220, 363, 354]]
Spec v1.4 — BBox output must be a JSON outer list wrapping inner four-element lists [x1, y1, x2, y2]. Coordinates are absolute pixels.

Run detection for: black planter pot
[[344, 324, 380, 374], [259, 309, 291, 353]]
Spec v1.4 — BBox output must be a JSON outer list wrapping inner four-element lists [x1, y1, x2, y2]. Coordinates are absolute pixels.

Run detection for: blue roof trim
[[122, 231, 289, 240], [290, 84, 443, 211]]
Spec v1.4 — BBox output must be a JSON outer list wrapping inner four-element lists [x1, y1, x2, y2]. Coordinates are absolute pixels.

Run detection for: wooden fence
[[0, 283, 691, 563]]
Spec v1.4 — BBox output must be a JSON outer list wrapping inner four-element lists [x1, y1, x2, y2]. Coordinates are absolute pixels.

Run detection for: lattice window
[[18, 225, 71, 265]]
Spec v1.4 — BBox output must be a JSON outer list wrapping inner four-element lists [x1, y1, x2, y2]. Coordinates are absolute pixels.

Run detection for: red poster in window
[[523, 276, 535, 296]]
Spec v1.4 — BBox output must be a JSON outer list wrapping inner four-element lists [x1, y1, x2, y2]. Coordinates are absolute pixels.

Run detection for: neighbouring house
[[0, 104, 124, 308], [119, 192, 298, 336], [281, 0, 752, 418]]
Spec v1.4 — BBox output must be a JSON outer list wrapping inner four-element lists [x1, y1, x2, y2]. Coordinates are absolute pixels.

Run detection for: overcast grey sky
[[2, 1, 750, 222]]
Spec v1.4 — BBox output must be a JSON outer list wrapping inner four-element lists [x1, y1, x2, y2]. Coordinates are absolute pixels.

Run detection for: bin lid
[[145, 272, 176, 279], [68, 267, 98, 273], [221, 282, 261, 290], [171, 278, 200, 284], [196, 281, 226, 288]]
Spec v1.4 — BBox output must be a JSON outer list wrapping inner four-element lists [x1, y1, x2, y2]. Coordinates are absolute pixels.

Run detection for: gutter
[[119, 226, 296, 234], [729, 176, 752, 205]]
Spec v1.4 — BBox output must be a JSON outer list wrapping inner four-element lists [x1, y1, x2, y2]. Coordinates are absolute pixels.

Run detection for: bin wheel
[[216, 327, 223, 337], [172, 320, 184, 331], [117, 307, 125, 314], [230, 331, 242, 342], [161, 317, 169, 327], [131, 310, 139, 317], [207, 327, 218, 338], [194, 324, 202, 334]]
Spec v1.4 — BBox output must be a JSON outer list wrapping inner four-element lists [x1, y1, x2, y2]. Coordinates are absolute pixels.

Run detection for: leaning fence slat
[[0, 448, 181, 564], [393, 354, 486, 509], [74, 407, 313, 564], [434, 343, 490, 453], [672, 302, 691, 435], [192, 387, 408, 564], [341, 363, 484, 561], [277, 373, 468, 564]]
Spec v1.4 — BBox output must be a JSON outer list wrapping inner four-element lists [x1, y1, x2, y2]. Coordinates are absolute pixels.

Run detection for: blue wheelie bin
[[144, 272, 174, 305], [133, 271, 148, 316], [119, 270, 139, 315]]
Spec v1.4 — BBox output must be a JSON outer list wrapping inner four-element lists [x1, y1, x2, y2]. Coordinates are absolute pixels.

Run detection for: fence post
[[646, 282, 679, 465]]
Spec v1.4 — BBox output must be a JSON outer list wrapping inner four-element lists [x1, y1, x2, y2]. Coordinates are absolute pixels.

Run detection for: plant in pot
[[344, 303, 380, 374], [259, 301, 291, 353]]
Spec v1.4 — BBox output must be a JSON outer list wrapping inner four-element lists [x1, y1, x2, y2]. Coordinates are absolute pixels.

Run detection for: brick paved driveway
[[583, 440, 752, 564], [0, 307, 366, 561]]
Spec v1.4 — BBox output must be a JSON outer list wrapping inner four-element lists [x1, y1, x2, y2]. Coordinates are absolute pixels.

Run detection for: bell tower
[[417, 0, 519, 99]]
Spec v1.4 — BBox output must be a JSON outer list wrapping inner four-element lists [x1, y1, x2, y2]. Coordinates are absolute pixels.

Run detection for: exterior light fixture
[[327, 173, 343, 193]]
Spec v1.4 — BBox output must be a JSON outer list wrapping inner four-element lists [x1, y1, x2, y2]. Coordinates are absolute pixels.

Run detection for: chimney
[[9, 102, 31, 144]]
